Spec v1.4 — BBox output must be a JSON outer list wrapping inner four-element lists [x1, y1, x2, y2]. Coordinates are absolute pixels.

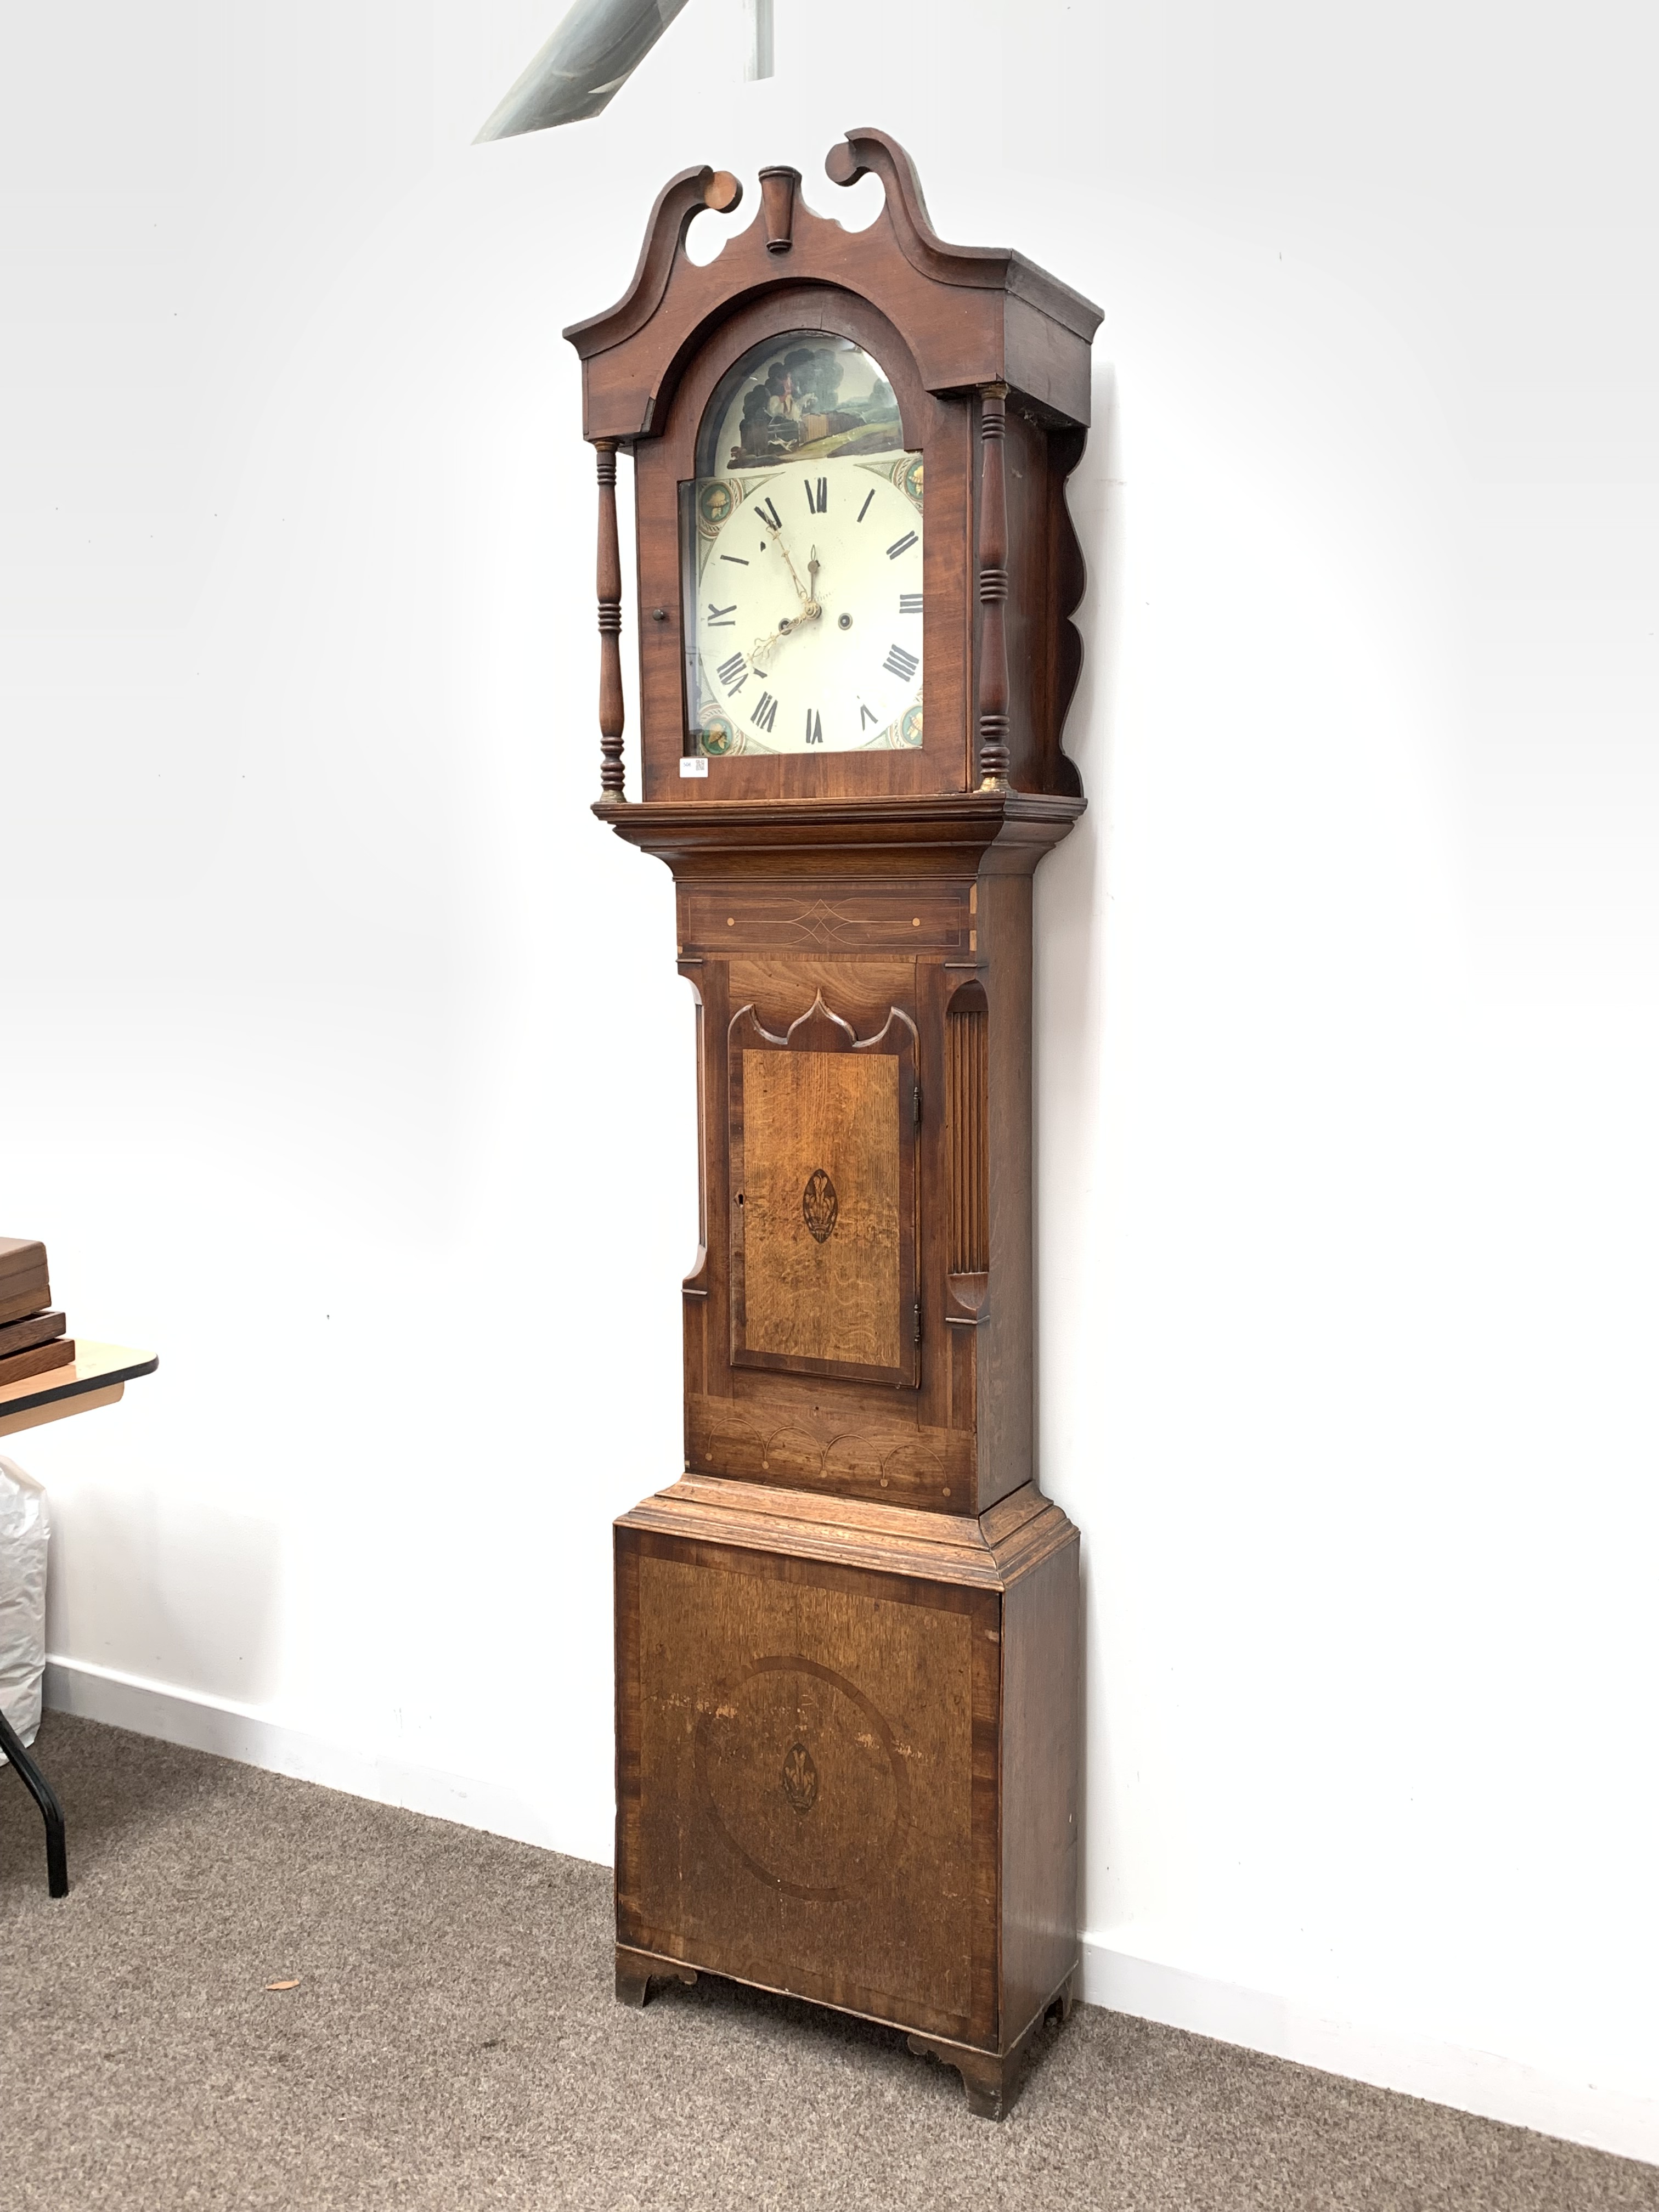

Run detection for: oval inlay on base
[[695, 1655, 909, 1900]]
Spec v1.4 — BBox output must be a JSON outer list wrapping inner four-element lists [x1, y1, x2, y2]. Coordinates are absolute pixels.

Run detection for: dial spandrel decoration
[[682, 332, 923, 758]]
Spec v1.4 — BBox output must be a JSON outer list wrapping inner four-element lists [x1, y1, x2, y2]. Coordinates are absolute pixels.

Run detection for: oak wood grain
[[617, 1523, 997, 2045], [727, 957, 915, 1036], [615, 1475, 1080, 2093], [655, 840, 1060, 1519], [729, 998, 917, 1387], [685, 1389, 974, 1509], [736, 1047, 902, 1373], [620, 1477, 1072, 1615]]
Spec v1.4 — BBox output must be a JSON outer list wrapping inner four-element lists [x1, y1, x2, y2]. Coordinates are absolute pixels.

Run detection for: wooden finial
[[975, 383, 1011, 791], [595, 439, 625, 801], [758, 165, 799, 253]]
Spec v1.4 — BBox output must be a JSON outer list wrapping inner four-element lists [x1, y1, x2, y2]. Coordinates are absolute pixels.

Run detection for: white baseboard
[[42, 1654, 579, 1859], [43, 1657, 1655, 2168], [1082, 1937, 1659, 2168]]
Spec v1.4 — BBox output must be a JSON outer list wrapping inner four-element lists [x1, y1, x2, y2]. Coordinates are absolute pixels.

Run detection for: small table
[[0, 1342, 156, 1894]]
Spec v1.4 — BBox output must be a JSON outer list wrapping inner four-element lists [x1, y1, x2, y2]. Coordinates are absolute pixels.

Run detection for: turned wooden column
[[595, 438, 625, 800], [975, 382, 1010, 791]]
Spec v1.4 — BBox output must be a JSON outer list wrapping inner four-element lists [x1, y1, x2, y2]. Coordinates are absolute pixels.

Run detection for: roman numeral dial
[[687, 448, 924, 755]]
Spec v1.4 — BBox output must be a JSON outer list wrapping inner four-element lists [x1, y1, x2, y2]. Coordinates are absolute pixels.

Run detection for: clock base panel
[[613, 1477, 1079, 2117]]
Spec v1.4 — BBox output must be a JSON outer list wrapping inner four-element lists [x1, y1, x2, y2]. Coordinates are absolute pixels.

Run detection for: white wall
[[6, 0, 1658, 2163]]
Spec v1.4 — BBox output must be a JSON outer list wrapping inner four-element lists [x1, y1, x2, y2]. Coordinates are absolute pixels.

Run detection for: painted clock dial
[[681, 331, 924, 758]]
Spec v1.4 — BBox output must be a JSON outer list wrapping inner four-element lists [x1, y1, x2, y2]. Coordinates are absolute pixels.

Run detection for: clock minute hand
[[767, 520, 812, 607]]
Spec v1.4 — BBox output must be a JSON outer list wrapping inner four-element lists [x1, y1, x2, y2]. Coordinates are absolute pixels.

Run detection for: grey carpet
[[2, 1716, 1654, 2211]]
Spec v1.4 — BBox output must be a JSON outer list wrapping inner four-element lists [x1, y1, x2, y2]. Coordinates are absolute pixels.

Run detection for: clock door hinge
[[913, 1080, 922, 1130], [913, 1300, 922, 1347]]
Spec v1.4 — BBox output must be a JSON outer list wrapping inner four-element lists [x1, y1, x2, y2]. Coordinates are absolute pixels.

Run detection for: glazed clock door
[[682, 329, 926, 759], [728, 990, 919, 1388]]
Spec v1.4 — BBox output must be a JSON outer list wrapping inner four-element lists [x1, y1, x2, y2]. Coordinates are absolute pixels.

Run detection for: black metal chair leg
[[0, 1702, 68, 1897]]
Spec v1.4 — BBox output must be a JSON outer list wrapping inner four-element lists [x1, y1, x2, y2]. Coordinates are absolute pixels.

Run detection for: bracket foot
[[906, 1960, 1080, 2120], [616, 1943, 697, 2009]]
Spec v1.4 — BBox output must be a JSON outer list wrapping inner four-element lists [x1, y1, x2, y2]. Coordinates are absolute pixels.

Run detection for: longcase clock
[[563, 131, 1101, 2118]]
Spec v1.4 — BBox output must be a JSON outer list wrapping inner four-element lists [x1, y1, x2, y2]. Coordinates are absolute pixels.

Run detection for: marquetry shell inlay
[[802, 1168, 839, 1243]]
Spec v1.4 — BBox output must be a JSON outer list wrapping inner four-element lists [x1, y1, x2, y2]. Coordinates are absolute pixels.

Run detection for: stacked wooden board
[[0, 1239, 74, 1389]]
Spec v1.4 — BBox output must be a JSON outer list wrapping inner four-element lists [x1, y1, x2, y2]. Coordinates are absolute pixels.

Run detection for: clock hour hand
[[751, 599, 821, 674]]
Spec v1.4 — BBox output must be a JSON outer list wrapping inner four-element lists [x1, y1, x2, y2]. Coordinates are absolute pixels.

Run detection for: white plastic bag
[[0, 1456, 50, 1763]]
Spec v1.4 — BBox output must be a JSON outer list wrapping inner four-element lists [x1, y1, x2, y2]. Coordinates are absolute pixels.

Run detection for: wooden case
[[566, 132, 1099, 2120], [614, 1477, 1080, 2118], [612, 799, 1079, 1522], [565, 129, 1101, 807]]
